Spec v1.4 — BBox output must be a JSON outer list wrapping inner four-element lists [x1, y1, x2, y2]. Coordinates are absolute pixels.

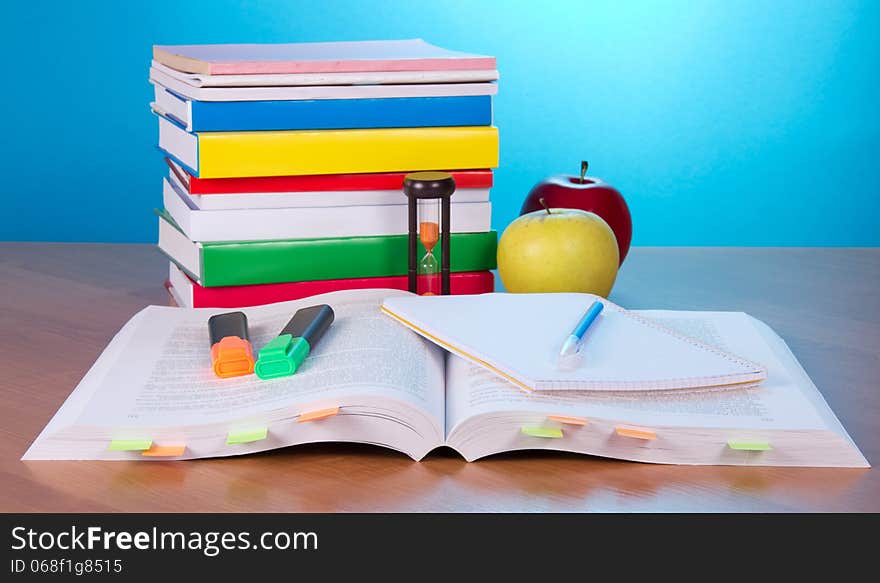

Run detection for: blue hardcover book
[[151, 85, 493, 132]]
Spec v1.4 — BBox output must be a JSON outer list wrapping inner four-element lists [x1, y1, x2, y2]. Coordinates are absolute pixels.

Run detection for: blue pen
[[559, 300, 604, 358]]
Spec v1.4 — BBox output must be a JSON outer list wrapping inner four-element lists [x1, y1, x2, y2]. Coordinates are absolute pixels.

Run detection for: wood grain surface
[[1, 243, 877, 512]]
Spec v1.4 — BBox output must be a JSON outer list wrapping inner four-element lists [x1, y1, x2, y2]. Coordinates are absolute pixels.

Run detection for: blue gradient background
[[1, 0, 878, 244]]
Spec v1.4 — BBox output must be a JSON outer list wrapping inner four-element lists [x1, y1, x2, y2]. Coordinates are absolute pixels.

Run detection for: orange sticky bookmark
[[548, 415, 588, 426], [615, 425, 657, 440], [141, 444, 187, 457], [297, 406, 340, 423]]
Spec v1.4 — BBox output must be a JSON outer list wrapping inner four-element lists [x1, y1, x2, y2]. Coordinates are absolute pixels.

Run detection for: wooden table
[[1, 243, 877, 512]]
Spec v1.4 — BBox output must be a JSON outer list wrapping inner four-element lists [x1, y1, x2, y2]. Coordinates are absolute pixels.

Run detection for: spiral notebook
[[381, 293, 768, 392]]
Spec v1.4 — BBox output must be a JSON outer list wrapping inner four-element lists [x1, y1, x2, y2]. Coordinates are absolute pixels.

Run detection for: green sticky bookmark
[[727, 440, 772, 451], [108, 439, 153, 451], [227, 427, 268, 445], [521, 426, 564, 439]]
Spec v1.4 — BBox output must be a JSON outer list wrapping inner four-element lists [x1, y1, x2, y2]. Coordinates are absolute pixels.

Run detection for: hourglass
[[403, 171, 455, 295]]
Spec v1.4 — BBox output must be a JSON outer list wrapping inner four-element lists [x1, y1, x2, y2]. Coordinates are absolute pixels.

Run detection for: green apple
[[497, 205, 620, 296]]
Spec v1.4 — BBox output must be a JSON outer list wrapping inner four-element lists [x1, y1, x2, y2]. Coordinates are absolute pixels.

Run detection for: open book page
[[24, 309, 149, 446], [445, 311, 831, 436], [25, 289, 446, 456]]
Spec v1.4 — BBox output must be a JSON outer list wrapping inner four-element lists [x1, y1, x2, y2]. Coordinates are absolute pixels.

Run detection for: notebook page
[[66, 290, 444, 431], [383, 294, 766, 391], [445, 311, 828, 433]]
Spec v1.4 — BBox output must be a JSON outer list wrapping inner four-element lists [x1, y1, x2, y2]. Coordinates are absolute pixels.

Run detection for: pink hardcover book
[[153, 39, 496, 75]]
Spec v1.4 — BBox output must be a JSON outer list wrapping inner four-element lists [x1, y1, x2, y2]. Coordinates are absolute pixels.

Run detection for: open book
[[24, 289, 867, 467]]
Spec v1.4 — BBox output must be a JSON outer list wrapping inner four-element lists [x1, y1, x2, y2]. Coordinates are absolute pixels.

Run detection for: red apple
[[520, 161, 632, 265]]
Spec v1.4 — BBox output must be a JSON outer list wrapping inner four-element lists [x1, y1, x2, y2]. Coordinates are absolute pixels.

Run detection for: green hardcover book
[[156, 210, 497, 287]]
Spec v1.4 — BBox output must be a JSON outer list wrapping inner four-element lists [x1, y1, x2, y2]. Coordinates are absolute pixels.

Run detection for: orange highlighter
[[208, 311, 255, 378]]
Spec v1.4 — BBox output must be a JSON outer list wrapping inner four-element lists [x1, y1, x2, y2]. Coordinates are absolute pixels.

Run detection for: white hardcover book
[[150, 67, 499, 102], [163, 178, 492, 242], [167, 167, 490, 210], [151, 60, 500, 88], [185, 187, 492, 210], [166, 263, 194, 309], [153, 85, 189, 128], [157, 214, 203, 281]]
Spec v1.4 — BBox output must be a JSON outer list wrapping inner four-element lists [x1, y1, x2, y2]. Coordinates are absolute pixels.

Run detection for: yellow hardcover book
[[158, 115, 499, 178]]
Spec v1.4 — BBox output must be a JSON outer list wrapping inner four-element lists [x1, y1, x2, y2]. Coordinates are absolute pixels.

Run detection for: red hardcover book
[[167, 158, 493, 194], [166, 266, 495, 308]]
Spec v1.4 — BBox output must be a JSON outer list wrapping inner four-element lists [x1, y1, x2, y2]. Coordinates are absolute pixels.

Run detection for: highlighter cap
[[208, 312, 254, 378], [255, 335, 310, 379], [211, 336, 255, 377]]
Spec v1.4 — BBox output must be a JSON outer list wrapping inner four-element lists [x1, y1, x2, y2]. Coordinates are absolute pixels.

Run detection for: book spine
[[199, 231, 498, 287], [190, 95, 492, 132], [197, 126, 499, 178], [187, 168, 494, 194], [187, 271, 496, 308]]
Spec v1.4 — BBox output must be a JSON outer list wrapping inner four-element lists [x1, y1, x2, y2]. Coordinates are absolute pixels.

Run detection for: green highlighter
[[255, 305, 335, 380]]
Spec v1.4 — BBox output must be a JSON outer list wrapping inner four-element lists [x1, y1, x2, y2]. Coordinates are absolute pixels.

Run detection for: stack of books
[[150, 39, 500, 308]]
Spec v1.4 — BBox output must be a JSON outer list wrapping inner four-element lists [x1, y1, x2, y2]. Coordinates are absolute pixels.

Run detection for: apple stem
[[580, 160, 589, 184], [538, 197, 552, 215]]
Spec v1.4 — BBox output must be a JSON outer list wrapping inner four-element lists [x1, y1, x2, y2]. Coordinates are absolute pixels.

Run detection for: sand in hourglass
[[418, 221, 441, 295]]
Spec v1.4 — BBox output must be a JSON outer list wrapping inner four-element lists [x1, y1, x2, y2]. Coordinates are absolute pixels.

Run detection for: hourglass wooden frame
[[403, 172, 455, 295]]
